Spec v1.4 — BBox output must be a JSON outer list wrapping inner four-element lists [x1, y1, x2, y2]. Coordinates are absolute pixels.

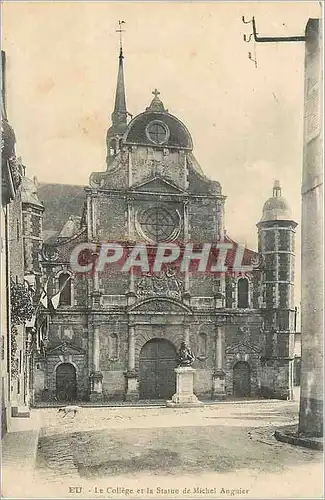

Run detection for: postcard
[[1, 2, 323, 499]]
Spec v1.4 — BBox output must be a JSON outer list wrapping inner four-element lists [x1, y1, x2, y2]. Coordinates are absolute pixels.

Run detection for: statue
[[176, 341, 195, 367]]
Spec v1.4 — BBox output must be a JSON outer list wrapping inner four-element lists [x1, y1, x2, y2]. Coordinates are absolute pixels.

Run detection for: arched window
[[59, 273, 72, 306], [237, 278, 249, 308], [198, 332, 207, 358], [109, 139, 117, 156], [109, 333, 118, 359]]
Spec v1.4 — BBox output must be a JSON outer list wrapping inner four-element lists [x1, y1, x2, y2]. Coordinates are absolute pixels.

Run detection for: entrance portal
[[56, 363, 77, 402], [233, 361, 251, 397], [139, 339, 176, 399]]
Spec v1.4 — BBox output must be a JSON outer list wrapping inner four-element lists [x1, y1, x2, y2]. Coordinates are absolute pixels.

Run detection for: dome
[[260, 181, 293, 222], [123, 91, 193, 150]]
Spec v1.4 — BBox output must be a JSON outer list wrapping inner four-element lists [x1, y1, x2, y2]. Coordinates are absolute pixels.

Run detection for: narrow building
[[1, 51, 43, 436]]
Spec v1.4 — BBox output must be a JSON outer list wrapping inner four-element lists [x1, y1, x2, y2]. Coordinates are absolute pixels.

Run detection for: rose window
[[137, 205, 180, 242], [146, 121, 169, 145]]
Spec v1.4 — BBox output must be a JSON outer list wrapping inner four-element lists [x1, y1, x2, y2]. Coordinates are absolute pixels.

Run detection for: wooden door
[[139, 339, 176, 399], [56, 363, 77, 402], [233, 361, 251, 397]]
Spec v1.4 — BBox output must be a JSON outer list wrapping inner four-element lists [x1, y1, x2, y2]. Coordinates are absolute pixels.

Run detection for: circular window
[[146, 121, 169, 145], [136, 205, 180, 243]]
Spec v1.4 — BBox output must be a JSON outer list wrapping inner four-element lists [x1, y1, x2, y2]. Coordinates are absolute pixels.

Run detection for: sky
[[1, 1, 322, 306]]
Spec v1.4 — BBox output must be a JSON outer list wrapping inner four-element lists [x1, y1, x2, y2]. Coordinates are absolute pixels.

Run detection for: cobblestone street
[[3, 400, 322, 499]]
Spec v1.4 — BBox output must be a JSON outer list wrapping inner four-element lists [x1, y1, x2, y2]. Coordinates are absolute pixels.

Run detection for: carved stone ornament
[[8, 155, 23, 190], [42, 244, 59, 262], [136, 267, 182, 299], [251, 253, 264, 269], [11, 325, 19, 379]]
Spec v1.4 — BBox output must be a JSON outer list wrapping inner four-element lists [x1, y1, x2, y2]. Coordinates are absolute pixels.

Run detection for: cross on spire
[[116, 20, 126, 54], [152, 88, 160, 98]]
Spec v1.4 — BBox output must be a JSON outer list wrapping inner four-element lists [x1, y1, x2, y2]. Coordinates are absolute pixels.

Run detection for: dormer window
[[146, 121, 169, 145]]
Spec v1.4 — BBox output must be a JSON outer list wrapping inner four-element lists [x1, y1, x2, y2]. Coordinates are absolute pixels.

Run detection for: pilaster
[[211, 323, 226, 400], [125, 321, 138, 401], [89, 326, 103, 401]]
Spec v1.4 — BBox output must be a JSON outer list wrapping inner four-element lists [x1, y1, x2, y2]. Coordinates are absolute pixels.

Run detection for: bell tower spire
[[111, 20, 127, 127], [106, 21, 129, 168]]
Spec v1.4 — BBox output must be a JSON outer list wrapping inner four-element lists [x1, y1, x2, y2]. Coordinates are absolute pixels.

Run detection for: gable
[[226, 341, 261, 355], [129, 297, 192, 314], [46, 341, 86, 356], [131, 176, 185, 194]]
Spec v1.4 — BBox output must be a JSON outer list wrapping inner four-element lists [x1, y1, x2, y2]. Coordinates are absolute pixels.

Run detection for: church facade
[[33, 46, 298, 404]]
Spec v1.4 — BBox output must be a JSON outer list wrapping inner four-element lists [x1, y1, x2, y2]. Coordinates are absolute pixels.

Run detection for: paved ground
[[2, 401, 323, 499]]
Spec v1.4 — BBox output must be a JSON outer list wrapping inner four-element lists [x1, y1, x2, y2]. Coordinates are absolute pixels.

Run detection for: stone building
[[1, 51, 43, 436], [34, 45, 299, 404], [298, 18, 323, 437]]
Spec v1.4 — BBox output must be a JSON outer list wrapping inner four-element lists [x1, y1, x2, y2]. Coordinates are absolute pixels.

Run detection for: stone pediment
[[46, 341, 85, 356], [131, 176, 185, 194], [226, 341, 260, 355], [129, 297, 192, 314]]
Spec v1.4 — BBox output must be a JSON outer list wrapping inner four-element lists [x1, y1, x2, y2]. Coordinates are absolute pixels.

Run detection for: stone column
[[126, 250, 137, 306], [128, 324, 135, 373], [125, 322, 138, 401], [91, 191, 98, 239], [89, 326, 103, 402], [86, 194, 92, 240], [93, 327, 100, 372], [298, 19, 323, 438], [128, 150, 133, 187], [184, 323, 190, 345], [91, 269, 101, 308], [183, 202, 190, 304], [183, 254, 191, 305], [93, 270, 99, 291], [211, 324, 226, 400]]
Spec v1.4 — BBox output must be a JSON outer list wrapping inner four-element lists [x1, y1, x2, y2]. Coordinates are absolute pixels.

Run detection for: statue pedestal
[[166, 366, 203, 408]]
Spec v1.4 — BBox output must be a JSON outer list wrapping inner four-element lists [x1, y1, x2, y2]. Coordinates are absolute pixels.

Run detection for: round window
[[136, 205, 180, 243], [146, 121, 169, 145]]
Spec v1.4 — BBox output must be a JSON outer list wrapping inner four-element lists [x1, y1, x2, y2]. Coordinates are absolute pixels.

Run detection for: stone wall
[[131, 148, 187, 189], [97, 196, 127, 241], [189, 199, 218, 242], [299, 18, 323, 437], [260, 359, 293, 399], [45, 354, 88, 402]]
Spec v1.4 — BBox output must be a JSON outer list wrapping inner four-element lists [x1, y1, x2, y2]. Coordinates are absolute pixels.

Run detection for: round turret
[[260, 180, 292, 223]]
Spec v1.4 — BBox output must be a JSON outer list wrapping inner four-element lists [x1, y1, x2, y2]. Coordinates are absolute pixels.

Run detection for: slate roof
[[124, 111, 193, 150], [38, 183, 86, 233]]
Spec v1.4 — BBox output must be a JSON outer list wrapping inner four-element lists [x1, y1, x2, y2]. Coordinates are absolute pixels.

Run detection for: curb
[[274, 426, 323, 451], [31, 398, 296, 409]]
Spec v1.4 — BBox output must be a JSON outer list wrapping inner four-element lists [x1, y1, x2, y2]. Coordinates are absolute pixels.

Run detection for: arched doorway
[[56, 363, 77, 402], [233, 361, 251, 397], [139, 339, 176, 399]]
